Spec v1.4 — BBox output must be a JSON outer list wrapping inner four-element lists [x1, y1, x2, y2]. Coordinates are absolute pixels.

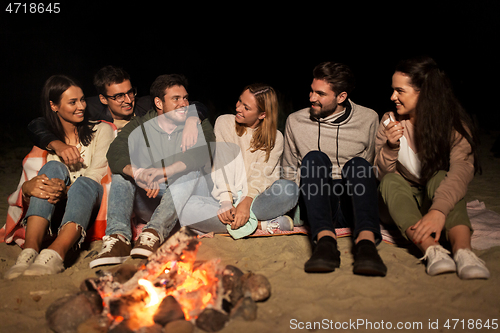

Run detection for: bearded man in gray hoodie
[[282, 62, 387, 276]]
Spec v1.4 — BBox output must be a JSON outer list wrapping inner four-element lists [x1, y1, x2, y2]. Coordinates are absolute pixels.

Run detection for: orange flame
[[138, 279, 160, 307], [113, 257, 219, 325]]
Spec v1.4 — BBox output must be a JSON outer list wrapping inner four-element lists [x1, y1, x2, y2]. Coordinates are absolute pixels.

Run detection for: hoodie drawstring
[[317, 120, 341, 168]]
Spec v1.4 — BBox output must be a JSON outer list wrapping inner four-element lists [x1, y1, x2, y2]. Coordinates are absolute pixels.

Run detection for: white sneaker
[[3, 248, 38, 280], [454, 249, 490, 280], [23, 249, 64, 276], [420, 245, 456, 276]]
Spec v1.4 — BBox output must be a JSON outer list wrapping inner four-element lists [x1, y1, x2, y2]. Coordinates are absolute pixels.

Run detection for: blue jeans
[[299, 151, 381, 244], [106, 170, 208, 242], [24, 160, 103, 244], [180, 179, 300, 233]]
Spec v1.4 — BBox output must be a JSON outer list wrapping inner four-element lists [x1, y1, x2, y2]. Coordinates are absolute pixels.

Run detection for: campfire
[[46, 227, 271, 333]]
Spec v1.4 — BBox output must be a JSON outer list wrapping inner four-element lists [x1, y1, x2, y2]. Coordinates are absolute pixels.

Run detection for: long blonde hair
[[235, 83, 278, 162]]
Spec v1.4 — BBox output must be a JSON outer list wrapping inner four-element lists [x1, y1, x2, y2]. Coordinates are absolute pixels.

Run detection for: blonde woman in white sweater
[[180, 84, 299, 237]]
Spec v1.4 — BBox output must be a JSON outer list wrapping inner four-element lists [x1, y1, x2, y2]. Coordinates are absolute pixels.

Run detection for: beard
[[309, 100, 338, 119]]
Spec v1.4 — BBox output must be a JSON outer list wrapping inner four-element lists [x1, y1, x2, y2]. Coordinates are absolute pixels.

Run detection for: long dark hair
[[395, 56, 480, 182], [41, 75, 97, 146]]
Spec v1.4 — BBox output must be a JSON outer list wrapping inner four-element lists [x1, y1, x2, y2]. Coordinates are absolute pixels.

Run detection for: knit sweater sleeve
[[364, 111, 379, 164], [282, 115, 300, 184], [83, 122, 115, 183], [430, 131, 475, 216], [246, 132, 283, 199], [374, 112, 400, 181], [211, 115, 242, 203]]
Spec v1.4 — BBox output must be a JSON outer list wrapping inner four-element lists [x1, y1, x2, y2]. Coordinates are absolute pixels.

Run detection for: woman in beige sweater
[[5, 75, 114, 279], [375, 56, 489, 279], [180, 84, 299, 237]]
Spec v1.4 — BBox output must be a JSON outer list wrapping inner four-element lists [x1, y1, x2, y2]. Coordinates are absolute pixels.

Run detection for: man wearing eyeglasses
[[89, 65, 149, 129], [89, 73, 215, 268], [27, 66, 207, 165]]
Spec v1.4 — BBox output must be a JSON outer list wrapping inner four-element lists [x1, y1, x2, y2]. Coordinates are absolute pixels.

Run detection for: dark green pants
[[379, 171, 472, 240]]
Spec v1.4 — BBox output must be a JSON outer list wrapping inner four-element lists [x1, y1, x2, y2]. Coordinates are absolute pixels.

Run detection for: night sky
[[1, 1, 499, 147]]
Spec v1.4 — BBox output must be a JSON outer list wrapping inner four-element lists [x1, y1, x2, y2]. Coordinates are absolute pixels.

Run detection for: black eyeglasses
[[103, 88, 137, 103]]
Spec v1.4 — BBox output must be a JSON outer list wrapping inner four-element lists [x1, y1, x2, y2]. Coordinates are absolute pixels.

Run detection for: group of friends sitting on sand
[[2, 56, 490, 281]]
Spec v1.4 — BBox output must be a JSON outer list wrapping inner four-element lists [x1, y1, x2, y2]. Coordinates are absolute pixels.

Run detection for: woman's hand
[[22, 174, 67, 204], [217, 201, 235, 225], [384, 113, 404, 148], [231, 197, 253, 230], [181, 116, 199, 152], [410, 210, 446, 244]]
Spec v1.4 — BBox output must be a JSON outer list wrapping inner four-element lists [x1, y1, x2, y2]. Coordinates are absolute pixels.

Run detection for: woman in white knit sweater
[[4, 75, 115, 278], [180, 84, 299, 237]]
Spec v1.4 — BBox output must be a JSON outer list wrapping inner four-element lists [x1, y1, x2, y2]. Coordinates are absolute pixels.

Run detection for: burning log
[[118, 227, 201, 296], [230, 296, 258, 321], [164, 319, 194, 333], [221, 265, 244, 305], [47, 227, 272, 332], [152, 295, 185, 325]]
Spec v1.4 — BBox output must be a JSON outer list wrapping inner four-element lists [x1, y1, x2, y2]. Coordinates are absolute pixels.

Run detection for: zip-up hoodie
[[107, 109, 215, 181], [282, 100, 379, 183]]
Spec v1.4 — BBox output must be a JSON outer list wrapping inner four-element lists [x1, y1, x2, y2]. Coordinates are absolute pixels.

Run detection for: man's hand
[[410, 210, 446, 244], [181, 116, 199, 152], [48, 140, 84, 166], [134, 168, 167, 199], [22, 174, 67, 204]]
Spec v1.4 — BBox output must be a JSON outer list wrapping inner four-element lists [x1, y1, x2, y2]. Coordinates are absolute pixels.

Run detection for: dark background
[[1, 1, 499, 150]]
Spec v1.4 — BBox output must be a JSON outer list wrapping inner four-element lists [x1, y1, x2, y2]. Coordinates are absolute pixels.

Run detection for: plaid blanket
[[0, 121, 116, 247]]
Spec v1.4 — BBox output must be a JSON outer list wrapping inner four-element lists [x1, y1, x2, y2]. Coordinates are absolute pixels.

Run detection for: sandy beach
[[1, 131, 499, 333]]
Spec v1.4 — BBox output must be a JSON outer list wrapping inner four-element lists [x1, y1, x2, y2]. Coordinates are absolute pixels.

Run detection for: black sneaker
[[352, 239, 387, 277], [304, 236, 341, 273], [89, 234, 131, 269], [130, 229, 161, 259]]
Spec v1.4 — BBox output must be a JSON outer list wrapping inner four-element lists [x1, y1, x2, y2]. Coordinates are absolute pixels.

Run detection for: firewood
[[230, 296, 257, 321], [195, 308, 229, 332], [153, 295, 185, 326], [46, 291, 103, 333], [241, 273, 271, 302]]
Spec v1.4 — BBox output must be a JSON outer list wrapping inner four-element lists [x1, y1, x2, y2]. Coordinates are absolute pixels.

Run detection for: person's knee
[[275, 179, 299, 196], [379, 173, 406, 197], [111, 173, 130, 185], [39, 160, 68, 179], [302, 150, 330, 165], [69, 176, 102, 196], [301, 151, 331, 179], [342, 157, 374, 178], [379, 173, 404, 187], [345, 156, 370, 168], [427, 170, 447, 189], [110, 173, 135, 193]]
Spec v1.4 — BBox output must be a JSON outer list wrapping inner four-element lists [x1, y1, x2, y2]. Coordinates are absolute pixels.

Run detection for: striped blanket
[[0, 122, 116, 247]]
